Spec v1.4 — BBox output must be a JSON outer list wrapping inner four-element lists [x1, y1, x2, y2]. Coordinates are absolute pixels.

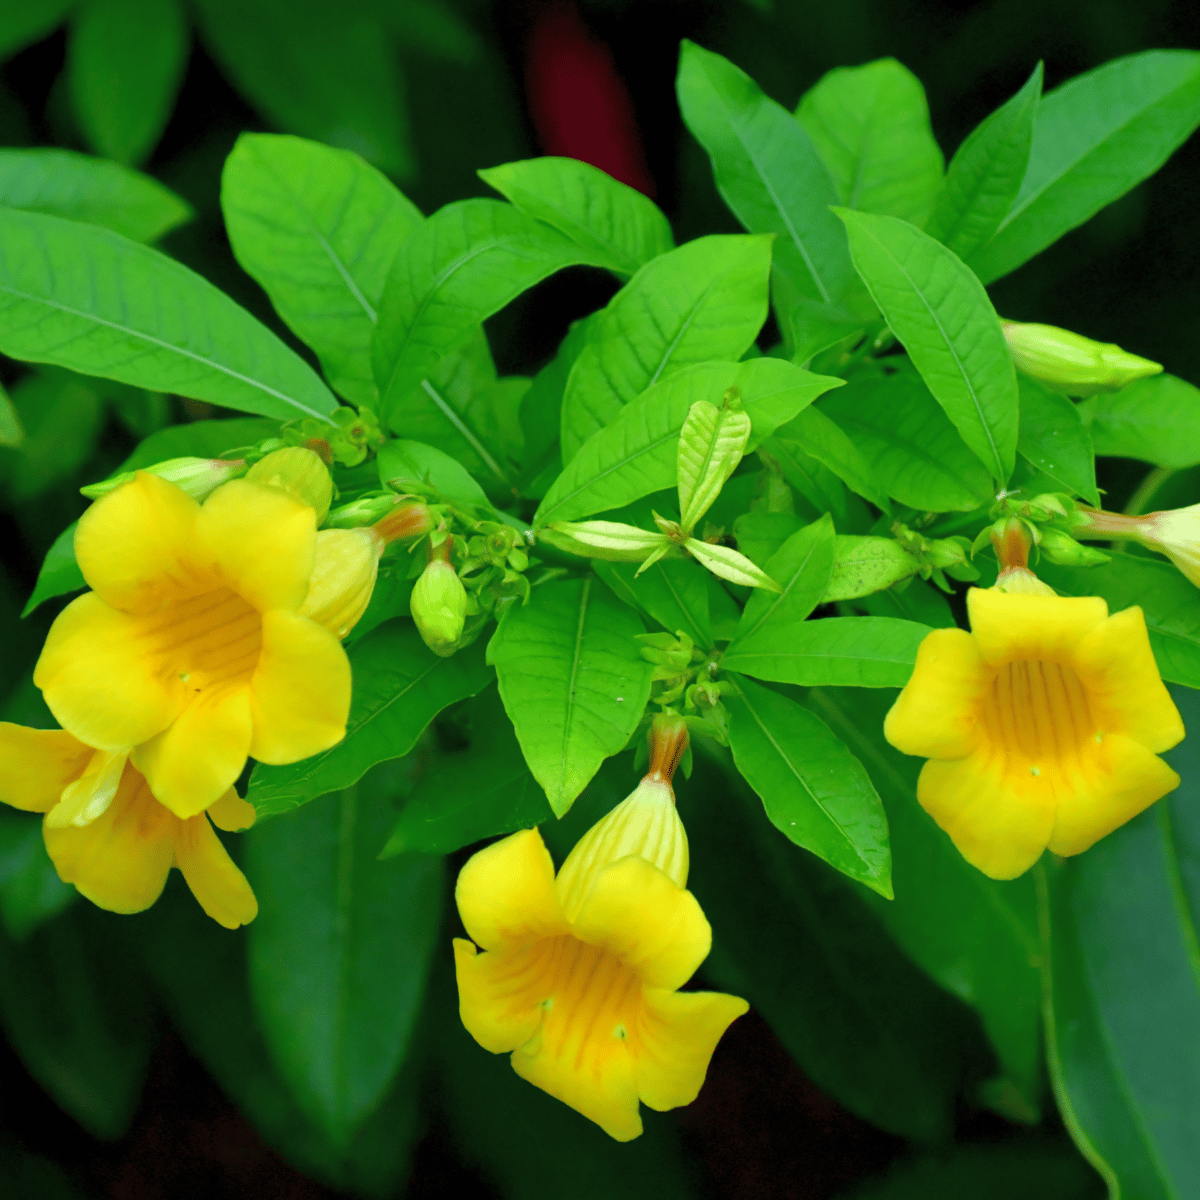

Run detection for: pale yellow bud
[[410, 558, 467, 656], [246, 447, 334, 522], [1002, 321, 1162, 397], [299, 528, 384, 640]]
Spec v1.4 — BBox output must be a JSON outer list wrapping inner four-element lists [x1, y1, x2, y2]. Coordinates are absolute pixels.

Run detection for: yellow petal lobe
[[174, 814, 258, 928], [207, 788, 257, 832], [967, 588, 1108, 666], [0, 724, 92, 812]]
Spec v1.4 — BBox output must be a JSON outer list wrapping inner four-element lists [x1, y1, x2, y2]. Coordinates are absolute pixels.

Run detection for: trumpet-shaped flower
[[453, 768, 747, 1141], [33, 473, 351, 820], [884, 585, 1184, 879], [0, 722, 257, 927], [1075, 503, 1200, 590]]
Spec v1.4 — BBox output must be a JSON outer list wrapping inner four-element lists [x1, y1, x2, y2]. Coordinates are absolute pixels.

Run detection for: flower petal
[[917, 752, 1056, 880], [1072, 606, 1185, 754], [1047, 734, 1181, 858], [0, 724, 92, 812], [967, 588, 1108, 667], [174, 814, 258, 928], [45, 749, 129, 829], [198, 480, 315, 612], [207, 788, 257, 832], [75, 472, 211, 614], [43, 767, 176, 914], [35, 593, 182, 750], [569, 857, 711, 991], [455, 829, 568, 952], [884, 628, 990, 760], [247, 610, 350, 764], [454, 938, 550, 1054], [133, 686, 253, 819], [630, 988, 748, 1112]]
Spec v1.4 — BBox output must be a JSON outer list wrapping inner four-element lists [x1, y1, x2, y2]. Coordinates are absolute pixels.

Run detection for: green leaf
[[593, 558, 713, 649], [372, 199, 613, 429], [677, 398, 751, 533], [537, 359, 841, 526], [381, 686, 552, 856], [478, 156, 674, 277], [246, 768, 443, 1145], [487, 577, 653, 815], [20, 522, 84, 618], [971, 50, 1200, 284], [67, 0, 188, 166], [0, 810, 76, 940], [0, 382, 21, 446], [118, 415, 280, 469], [0, 208, 340, 422], [827, 535, 921, 602], [0, 0, 73, 59], [796, 58, 944, 226], [686, 538, 781, 591], [858, 575, 956, 630], [730, 510, 801, 567], [222, 133, 424, 407], [193, 0, 412, 177], [770, 404, 891, 510], [727, 675, 891, 895], [376, 438, 489, 509], [836, 208, 1019, 483], [755, 438, 850, 519], [725, 616, 930, 689], [0, 147, 191, 241], [821, 368, 994, 511], [676, 42, 860, 308], [1017, 376, 1099, 505], [1080, 373, 1200, 468], [559, 233, 772, 458], [247, 623, 492, 816], [926, 64, 1042, 262]]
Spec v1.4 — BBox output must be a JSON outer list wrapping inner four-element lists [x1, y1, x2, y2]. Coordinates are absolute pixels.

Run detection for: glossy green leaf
[[222, 133, 424, 407], [756, 437, 849, 519], [559, 233, 772, 458], [0, 147, 191, 241], [593, 558, 713, 649], [687, 538, 781, 591], [0, 0, 74, 59], [796, 58, 944, 226], [372, 199, 612, 429], [1017, 376, 1099, 505], [857, 576, 956, 630], [381, 687, 551, 856], [1080, 373, 1200, 468], [20, 523, 84, 618], [478, 156, 673, 277], [247, 768, 443, 1145], [677, 398, 751, 533], [926, 64, 1042, 262], [376, 438, 489, 509], [247, 623, 492, 815], [537, 359, 841, 526], [826, 536, 921, 602], [837, 208, 1019, 482], [0, 810, 75, 940], [730, 510, 801, 567], [0, 208, 339, 422], [770, 404, 891, 510], [119, 415, 280, 469], [727, 674, 891, 895], [68, 0, 188, 166], [487, 577, 653, 815], [972, 50, 1200, 283], [676, 42, 860, 309], [821, 369, 994, 511]]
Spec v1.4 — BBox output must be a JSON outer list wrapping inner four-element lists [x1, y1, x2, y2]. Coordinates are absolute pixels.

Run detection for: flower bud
[[245, 447, 334, 522], [81, 457, 244, 502], [299, 528, 384, 640], [1002, 321, 1162, 396], [372, 501, 435, 544], [325, 494, 404, 528], [410, 558, 467, 656], [1036, 527, 1110, 568]]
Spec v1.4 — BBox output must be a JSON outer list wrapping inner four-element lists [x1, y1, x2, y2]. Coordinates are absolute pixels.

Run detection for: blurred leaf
[[479, 156, 673, 277], [376, 437, 489, 508], [770, 404, 890, 510], [488, 577, 653, 816], [68, 0, 188, 166], [19, 522, 83, 618], [0, 208, 339, 422], [248, 622, 491, 816], [116, 415, 280, 469], [971, 50, 1200, 283], [559, 233, 772, 459], [0, 1134, 88, 1200], [0, 906, 157, 1140], [796, 58, 944, 226], [193, 0, 412, 177], [1079, 373, 1200, 469], [0, 147, 191, 241], [382, 685, 551, 856], [593, 558, 713, 649], [222, 133, 423, 407], [0, 382, 21, 446], [0, 0, 74, 60], [378, 0, 482, 63], [926, 64, 1042, 262], [837, 208, 1018, 483], [537, 360, 840, 526], [0, 810, 76, 940], [247, 766, 443, 1145], [1016, 376, 1099, 505]]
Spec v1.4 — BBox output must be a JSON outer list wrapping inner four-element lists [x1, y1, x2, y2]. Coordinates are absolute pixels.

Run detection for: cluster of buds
[[971, 493, 1111, 574], [633, 631, 731, 747], [1001, 320, 1162, 396], [276, 406, 387, 468]]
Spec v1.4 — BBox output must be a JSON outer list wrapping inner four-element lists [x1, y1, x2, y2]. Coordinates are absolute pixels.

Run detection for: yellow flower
[[0, 722, 257, 928], [453, 772, 748, 1141], [33, 472, 351, 820], [884, 584, 1184, 879]]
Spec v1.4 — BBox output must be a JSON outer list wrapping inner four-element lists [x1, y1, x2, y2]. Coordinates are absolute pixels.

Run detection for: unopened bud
[[410, 558, 467, 656], [1036, 527, 1110, 568], [82, 456, 244, 502], [1002, 321, 1162, 396], [373, 501, 435, 544], [246, 447, 334, 522], [299, 528, 384, 639]]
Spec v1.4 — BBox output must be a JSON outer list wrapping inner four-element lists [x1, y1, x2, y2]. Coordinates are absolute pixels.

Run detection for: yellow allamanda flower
[[33, 472, 353, 821], [0, 722, 257, 928], [884, 566, 1184, 879], [453, 722, 747, 1141]]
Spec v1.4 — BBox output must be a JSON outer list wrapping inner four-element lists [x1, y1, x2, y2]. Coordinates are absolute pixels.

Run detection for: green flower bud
[[1036, 527, 1111, 568], [1002, 321, 1162, 396], [410, 558, 468, 656], [81, 456, 245, 502], [246, 447, 334, 522]]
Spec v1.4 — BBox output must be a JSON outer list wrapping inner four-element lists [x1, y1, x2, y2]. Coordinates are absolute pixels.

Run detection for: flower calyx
[[972, 495, 1111, 576], [278, 406, 386, 468], [891, 522, 979, 593]]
